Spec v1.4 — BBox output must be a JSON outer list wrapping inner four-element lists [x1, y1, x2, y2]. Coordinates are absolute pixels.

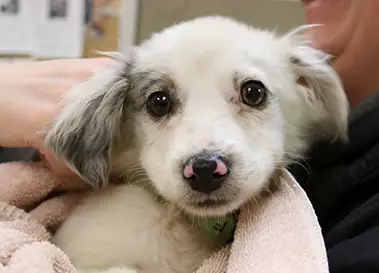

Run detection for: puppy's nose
[[183, 153, 229, 193]]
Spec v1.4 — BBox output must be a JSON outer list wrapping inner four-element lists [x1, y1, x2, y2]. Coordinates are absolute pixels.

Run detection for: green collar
[[185, 213, 237, 245], [125, 174, 237, 244]]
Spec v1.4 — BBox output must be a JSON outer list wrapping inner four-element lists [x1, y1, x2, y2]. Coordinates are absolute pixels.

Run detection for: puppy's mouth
[[180, 196, 240, 217], [177, 184, 241, 215], [177, 192, 240, 216], [188, 198, 229, 208]]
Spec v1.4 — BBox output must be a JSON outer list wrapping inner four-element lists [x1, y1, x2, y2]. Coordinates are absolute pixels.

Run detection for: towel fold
[[0, 162, 329, 273], [195, 169, 329, 273], [0, 201, 76, 273], [0, 162, 87, 273]]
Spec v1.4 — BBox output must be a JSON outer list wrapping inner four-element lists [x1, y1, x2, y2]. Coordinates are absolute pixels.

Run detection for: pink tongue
[[215, 159, 228, 176], [183, 165, 195, 178]]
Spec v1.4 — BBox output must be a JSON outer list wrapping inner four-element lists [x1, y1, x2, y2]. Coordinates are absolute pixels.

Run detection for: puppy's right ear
[[45, 53, 131, 188]]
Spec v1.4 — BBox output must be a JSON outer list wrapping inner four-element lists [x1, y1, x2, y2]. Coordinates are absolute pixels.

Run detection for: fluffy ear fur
[[284, 26, 350, 142], [45, 53, 130, 188]]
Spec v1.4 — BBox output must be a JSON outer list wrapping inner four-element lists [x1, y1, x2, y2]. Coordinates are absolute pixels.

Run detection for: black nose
[[183, 153, 229, 194]]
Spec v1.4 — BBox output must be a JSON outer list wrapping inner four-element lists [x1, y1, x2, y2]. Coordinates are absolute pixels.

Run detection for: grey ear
[[45, 54, 131, 188], [285, 26, 350, 142]]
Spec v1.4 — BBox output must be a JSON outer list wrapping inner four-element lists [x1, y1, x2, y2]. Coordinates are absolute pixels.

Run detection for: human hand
[[0, 58, 111, 174]]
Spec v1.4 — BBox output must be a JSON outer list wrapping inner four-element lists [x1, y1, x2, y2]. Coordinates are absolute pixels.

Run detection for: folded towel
[[0, 162, 88, 273], [0, 162, 328, 273], [0, 162, 89, 231], [0, 201, 76, 273], [195, 169, 329, 273]]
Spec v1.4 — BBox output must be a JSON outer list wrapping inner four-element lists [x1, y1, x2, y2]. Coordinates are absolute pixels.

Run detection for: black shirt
[[290, 92, 379, 273]]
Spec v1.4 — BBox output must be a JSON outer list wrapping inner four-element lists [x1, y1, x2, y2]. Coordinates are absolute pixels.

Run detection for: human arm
[[0, 58, 110, 172]]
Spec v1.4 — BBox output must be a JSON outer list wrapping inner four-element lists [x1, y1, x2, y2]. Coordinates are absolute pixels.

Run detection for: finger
[[39, 150, 90, 190], [39, 149, 73, 176]]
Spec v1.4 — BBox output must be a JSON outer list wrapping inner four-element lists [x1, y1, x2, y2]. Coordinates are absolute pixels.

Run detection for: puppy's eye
[[240, 80, 267, 107], [146, 91, 171, 117]]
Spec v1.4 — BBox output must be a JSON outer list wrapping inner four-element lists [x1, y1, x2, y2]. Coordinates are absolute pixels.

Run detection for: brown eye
[[240, 80, 268, 107], [146, 91, 171, 117]]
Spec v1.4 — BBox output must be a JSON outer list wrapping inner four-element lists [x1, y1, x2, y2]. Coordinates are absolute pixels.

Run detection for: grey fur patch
[[45, 59, 131, 189]]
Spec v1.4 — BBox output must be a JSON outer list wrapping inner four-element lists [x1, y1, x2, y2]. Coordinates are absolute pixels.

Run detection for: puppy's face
[[46, 17, 349, 216], [129, 20, 288, 216]]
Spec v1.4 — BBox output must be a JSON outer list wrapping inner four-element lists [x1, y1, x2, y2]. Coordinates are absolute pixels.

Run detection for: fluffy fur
[[47, 16, 349, 273]]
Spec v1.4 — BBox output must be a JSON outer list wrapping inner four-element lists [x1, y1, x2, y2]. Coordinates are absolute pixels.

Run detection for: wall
[[0, 0, 305, 59], [137, 0, 305, 42]]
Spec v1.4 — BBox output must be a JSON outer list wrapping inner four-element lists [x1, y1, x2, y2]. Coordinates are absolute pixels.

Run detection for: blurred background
[[0, 0, 304, 62]]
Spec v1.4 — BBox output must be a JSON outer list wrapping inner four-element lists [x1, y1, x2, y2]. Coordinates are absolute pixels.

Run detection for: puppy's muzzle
[[183, 152, 229, 194]]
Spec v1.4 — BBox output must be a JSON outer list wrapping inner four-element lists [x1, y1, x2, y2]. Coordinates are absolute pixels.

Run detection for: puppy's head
[[46, 16, 349, 216]]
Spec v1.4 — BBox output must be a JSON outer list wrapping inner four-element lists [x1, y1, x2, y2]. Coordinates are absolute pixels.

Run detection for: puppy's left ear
[[284, 27, 350, 142], [45, 53, 131, 188]]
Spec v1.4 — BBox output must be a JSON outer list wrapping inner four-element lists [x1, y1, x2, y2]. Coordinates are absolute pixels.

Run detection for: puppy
[[46, 16, 349, 273]]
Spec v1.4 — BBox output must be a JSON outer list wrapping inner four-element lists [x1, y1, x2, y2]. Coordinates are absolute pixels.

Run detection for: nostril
[[183, 165, 195, 179], [212, 172, 226, 180], [214, 159, 228, 176]]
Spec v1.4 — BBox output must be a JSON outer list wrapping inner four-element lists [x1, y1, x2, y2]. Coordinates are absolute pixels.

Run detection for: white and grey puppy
[[46, 16, 349, 273]]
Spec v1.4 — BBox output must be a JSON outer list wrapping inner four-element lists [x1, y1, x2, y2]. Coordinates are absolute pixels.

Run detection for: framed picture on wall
[[0, 0, 34, 55], [0, 0, 19, 14], [82, 0, 138, 57]]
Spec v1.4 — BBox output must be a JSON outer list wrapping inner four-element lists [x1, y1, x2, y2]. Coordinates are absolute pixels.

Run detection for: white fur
[[53, 184, 216, 273], [51, 16, 349, 273]]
